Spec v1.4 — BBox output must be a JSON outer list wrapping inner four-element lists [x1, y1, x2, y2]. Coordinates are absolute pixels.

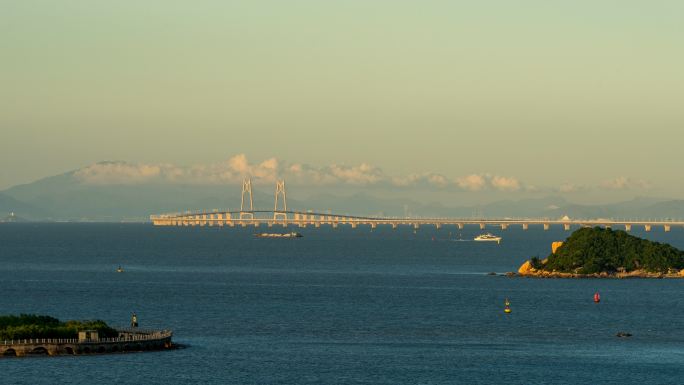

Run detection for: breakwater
[[1, 328, 172, 357]]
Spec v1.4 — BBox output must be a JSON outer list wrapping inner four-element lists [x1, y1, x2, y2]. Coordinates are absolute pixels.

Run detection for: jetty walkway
[[1, 328, 173, 357]]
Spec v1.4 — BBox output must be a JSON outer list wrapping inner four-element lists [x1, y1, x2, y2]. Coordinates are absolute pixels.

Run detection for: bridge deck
[[150, 210, 684, 232]]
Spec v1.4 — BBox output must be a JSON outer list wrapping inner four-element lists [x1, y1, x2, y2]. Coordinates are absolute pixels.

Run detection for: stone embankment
[[1, 328, 173, 357]]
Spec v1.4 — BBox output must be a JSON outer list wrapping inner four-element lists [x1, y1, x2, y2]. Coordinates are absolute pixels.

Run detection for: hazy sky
[[2, 1, 683, 202]]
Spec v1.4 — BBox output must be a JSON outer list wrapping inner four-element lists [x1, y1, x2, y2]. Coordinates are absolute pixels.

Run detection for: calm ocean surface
[[1, 223, 684, 384]]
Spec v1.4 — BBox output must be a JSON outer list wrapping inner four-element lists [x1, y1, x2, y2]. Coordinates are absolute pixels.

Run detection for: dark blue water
[[2, 223, 684, 384]]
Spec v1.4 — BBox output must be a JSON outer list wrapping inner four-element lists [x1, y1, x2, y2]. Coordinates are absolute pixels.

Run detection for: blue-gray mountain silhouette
[[2, 164, 683, 221]]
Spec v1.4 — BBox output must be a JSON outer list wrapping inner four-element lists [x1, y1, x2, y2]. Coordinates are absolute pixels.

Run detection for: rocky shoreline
[[509, 259, 684, 279]]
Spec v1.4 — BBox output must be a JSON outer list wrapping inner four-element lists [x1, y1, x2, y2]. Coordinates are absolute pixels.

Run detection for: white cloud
[[286, 163, 338, 185], [456, 174, 487, 191], [601, 177, 650, 190], [73, 161, 165, 184], [285, 163, 384, 185], [491, 176, 521, 191], [455, 174, 521, 191], [73, 155, 529, 193], [327, 163, 384, 185], [391, 173, 450, 188], [227, 153, 250, 174], [74, 155, 387, 186]]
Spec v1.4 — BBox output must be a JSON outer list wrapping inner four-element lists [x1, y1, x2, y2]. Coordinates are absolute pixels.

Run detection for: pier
[[1, 328, 172, 357]]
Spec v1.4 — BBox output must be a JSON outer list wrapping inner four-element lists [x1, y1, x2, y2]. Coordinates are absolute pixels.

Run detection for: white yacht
[[474, 233, 502, 243], [255, 232, 303, 238]]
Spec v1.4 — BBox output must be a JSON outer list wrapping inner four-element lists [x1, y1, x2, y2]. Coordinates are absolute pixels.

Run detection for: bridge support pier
[[625, 224, 631, 232], [645, 225, 652, 232], [522, 223, 528, 230], [479, 223, 486, 230], [543, 224, 550, 231], [665, 225, 671, 232], [564, 224, 571, 231], [500, 224, 508, 230], [239, 212, 254, 220], [457, 223, 464, 230]]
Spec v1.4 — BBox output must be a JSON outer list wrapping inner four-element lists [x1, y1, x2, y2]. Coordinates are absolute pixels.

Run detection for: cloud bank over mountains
[[0, 154, 668, 222], [73, 154, 526, 192], [72, 154, 651, 195]]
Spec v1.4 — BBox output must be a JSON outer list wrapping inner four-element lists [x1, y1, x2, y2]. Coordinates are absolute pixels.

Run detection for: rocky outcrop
[[513, 260, 684, 278], [517, 260, 534, 275]]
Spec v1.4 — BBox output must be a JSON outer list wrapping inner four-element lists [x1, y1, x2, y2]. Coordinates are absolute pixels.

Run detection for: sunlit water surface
[[1, 223, 684, 384]]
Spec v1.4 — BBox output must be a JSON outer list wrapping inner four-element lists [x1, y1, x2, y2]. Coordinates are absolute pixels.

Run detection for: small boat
[[593, 292, 601, 303], [116, 266, 124, 273], [474, 233, 502, 243], [254, 232, 303, 238], [504, 298, 511, 313]]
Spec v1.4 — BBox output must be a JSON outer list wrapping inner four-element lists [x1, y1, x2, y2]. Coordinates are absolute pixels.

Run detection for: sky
[[1, 1, 683, 203]]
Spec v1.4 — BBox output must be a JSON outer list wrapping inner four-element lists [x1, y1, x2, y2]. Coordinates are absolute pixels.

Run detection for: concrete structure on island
[[150, 179, 684, 233], [1, 328, 172, 357]]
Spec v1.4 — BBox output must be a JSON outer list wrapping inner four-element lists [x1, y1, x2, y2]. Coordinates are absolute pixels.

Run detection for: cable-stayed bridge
[[150, 179, 683, 232]]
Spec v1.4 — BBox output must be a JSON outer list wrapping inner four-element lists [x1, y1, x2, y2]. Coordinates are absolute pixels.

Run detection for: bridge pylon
[[240, 178, 255, 220], [273, 180, 288, 221]]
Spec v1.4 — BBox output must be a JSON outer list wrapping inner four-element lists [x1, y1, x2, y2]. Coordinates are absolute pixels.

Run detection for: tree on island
[[526, 227, 684, 275]]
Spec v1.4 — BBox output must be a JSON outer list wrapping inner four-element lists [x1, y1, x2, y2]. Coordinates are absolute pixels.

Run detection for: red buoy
[[593, 292, 601, 303]]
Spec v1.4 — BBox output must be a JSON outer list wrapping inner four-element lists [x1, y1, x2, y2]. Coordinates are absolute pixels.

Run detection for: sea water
[[1, 223, 684, 384]]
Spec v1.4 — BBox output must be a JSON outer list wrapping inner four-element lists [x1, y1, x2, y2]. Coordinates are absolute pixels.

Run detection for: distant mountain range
[[2, 165, 684, 221]]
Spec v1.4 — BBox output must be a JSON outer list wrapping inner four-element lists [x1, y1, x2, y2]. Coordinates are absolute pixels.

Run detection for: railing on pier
[[1, 329, 172, 346]]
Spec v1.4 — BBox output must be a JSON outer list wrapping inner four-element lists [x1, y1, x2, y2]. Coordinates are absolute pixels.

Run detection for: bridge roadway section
[[150, 210, 684, 232]]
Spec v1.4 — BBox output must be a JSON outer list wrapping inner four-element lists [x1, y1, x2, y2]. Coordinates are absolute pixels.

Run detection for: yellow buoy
[[504, 298, 511, 313]]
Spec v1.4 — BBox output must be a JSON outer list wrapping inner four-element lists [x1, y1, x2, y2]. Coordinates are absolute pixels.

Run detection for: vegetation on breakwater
[[0, 314, 118, 340]]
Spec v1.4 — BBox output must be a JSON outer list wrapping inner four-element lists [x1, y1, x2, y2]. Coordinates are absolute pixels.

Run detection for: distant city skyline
[[2, 1, 683, 202]]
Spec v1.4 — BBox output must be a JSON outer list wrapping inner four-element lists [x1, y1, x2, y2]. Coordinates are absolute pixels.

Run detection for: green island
[[516, 227, 684, 278], [0, 314, 117, 340]]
